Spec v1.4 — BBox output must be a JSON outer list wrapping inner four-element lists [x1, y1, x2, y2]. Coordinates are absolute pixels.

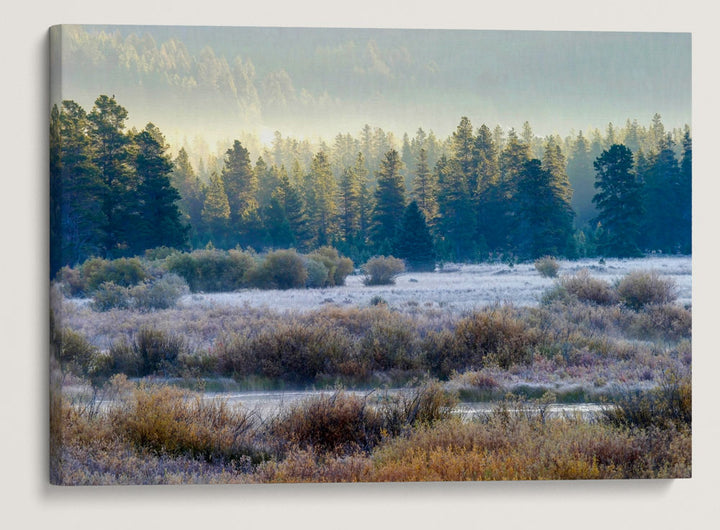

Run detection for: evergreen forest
[[50, 95, 692, 278]]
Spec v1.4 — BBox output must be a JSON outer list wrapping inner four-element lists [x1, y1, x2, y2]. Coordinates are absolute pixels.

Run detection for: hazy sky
[[54, 25, 691, 148]]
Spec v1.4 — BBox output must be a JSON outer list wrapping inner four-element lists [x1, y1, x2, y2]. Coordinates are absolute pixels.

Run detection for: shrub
[[547, 269, 618, 306], [91, 282, 131, 311], [113, 384, 258, 463], [144, 246, 179, 261], [58, 328, 99, 377], [306, 247, 354, 287], [534, 256, 560, 278], [134, 327, 185, 376], [627, 304, 692, 341], [380, 382, 458, 435], [334, 257, 355, 286], [81, 257, 147, 293], [304, 258, 329, 288], [362, 256, 405, 286], [271, 392, 385, 454], [358, 314, 419, 371], [603, 371, 691, 430], [616, 270, 677, 310], [218, 322, 352, 384], [109, 340, 142, 377], [109, 328, 185, 377], [130, 274, 190, 311], [56, 266, 86, 296], [164, 249, 254, 292], [422, 329, 466, 379], [454, 307, 539, 369], [369, 295, 387, 306], [245, 249, 308, 290]]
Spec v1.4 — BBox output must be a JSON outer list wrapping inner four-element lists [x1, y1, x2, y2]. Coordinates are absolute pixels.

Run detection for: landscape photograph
[[49, 25, 692, 485]]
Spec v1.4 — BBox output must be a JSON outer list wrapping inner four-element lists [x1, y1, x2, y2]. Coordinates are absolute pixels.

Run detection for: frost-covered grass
[[51, 256, 692, 484], [158, 256, 690, 314]]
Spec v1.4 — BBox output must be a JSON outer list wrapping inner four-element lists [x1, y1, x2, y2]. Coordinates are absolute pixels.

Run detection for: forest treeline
[[50, 95, 691, 277]]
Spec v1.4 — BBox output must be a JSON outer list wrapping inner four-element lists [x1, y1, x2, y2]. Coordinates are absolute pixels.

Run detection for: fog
[[53, 25, 691, 154]]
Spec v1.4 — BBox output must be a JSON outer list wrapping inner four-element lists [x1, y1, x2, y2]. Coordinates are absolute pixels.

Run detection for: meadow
[[50, 254, 691, 484]]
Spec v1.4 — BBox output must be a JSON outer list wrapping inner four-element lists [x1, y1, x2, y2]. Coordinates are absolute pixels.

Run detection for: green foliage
[[143, 246, 179, 261], [370, 149, 406, 254], [164, 248, 254, 292], [395, 201, 436, 271], [592, 144, 644, 257], [91, 282, 132, 311], [80, 257, 147, 293], [305, 246, 354, 287], [245, 249, 308, 290], [304, 151, 339, 247], [304, 258, 329, 288], [53, 96, 693, 265], [615, 270, 677, 310], [516, 158, 575, 258], [131, 124, 189, 253], [221, 140, 259, 245], [534, 256, 560, 278], [362, 256, 406, 285], [58, 328, 99, 377]]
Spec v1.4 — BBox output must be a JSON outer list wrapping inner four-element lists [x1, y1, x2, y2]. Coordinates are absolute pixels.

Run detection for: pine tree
[[410, 148, 437, 224], [131, 123, 188, 253], [678, 128, 692, 253], [305, 151, 339, 247], [592, 144, 644, 257], [516, 159, 574, 258], [276, 168, 311, 250], [201, 172, 231, 246], [451, 117, 477, 193], [474, 124, 501, 252], [370, 149, 406, 255], [171, 148, 204, 246], [221, 140, 259, 247], [542, 137, 575, 256], [263, 194, 294, 248], [435, 156, 476, 261], [499, 130, 531, 252], [339, 161, 363, 244], [623, 119, 642, 154], [641, 135, 682, 252], [50, 104, 62, 276], [52, 101, 106, 272], [395, 201, 435, 271], [88, 95, 133, 256]]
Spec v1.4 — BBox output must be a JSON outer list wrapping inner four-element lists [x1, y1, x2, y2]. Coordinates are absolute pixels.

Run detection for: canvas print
[[49, 25, 691, 485]]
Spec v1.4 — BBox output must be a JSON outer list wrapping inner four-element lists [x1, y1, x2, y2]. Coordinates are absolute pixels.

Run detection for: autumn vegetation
[[50, 265, 691, 484]]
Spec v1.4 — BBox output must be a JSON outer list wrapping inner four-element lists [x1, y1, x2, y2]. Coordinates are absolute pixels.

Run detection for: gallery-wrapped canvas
[[49, 25, 691, 485]]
